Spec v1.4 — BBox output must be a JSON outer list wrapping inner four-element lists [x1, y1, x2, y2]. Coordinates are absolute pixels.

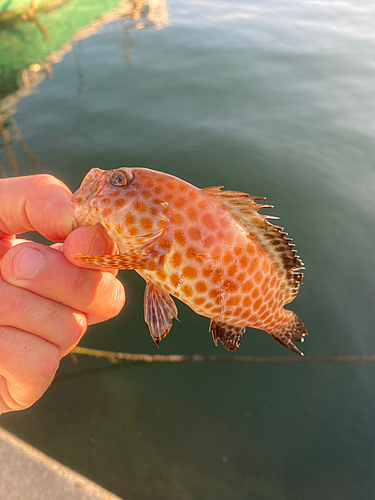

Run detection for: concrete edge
[[0, 426, 123, 500]]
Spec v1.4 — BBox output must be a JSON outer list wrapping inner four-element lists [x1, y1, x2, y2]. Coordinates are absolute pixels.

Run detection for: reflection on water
[[0, 114, 40, 176], [1, 0, 375, 499], [0, 0, 169, 175]]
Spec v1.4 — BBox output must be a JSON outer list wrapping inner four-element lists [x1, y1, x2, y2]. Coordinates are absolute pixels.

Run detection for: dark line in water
[[72, 347, 375, 364], [53, 361, 144, 383], [54, 349, 375, 383]]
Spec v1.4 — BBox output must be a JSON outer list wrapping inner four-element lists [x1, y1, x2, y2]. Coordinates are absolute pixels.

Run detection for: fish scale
[[72, 167, 308, 355]]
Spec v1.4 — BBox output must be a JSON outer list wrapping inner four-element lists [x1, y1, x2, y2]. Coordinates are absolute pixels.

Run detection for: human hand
[[0, 174, 125, 414]]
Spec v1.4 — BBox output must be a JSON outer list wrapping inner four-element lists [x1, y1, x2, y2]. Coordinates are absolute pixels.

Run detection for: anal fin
[[210, 320, 245, 352], [144, 282, 178, 346]]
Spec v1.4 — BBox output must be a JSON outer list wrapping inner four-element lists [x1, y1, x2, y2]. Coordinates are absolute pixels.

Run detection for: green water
[[1, 0, 375, 498]]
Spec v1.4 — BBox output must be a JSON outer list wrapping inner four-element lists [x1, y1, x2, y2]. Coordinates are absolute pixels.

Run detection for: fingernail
[[13, 247, 46, 280]]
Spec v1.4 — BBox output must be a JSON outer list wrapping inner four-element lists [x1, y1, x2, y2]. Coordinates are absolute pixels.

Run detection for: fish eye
[[110, 169, 133, 187]]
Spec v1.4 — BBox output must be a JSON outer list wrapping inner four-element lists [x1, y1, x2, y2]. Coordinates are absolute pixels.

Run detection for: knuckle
[[45, 302, 87, 352], [28, 174, 71, 205], [1, 284, 29, 318], [97, 276, 125, 321], [110, 279, 126, 316], [0, 326, 60, 406], [69, 266, 95, 301], [89, 273, 125, 324], [32, 174, 61, 189], [34, 344, 60, 382], [64, 312, 87, 351]]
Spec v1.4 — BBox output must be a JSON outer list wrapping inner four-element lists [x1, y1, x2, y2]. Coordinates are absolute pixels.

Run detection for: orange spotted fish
[[72, 167, 307, 355]]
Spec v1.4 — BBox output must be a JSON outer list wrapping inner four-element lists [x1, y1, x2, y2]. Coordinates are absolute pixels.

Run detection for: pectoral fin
[[144, 282, 178, 346], [75, 219, 169, 270], [210, 320, 245, 352], [75, 251, 154, 270]]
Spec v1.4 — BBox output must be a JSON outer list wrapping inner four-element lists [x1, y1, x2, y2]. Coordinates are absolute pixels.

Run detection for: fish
[[72, 167, 308, 355]]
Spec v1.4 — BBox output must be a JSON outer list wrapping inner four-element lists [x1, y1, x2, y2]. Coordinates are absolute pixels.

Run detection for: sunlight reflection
[[0, 0, 170, 175]]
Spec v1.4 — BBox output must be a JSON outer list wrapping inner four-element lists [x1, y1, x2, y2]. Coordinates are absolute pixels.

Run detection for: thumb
[[0, 174, 74, 241]]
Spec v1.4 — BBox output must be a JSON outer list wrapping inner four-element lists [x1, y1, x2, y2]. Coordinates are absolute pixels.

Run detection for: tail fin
[[269, 312, 308, 356]]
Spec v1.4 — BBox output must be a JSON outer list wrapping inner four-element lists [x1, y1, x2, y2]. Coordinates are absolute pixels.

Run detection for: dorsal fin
[[203, 187, 304, 304]]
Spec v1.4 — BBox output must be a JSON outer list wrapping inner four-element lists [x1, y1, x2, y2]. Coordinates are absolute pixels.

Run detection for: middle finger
[[0, 278, 86, 356], [1, 243, 125, 324]]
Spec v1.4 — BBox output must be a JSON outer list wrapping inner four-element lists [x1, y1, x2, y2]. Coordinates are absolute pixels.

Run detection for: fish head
[[72, 167, 169, 249]]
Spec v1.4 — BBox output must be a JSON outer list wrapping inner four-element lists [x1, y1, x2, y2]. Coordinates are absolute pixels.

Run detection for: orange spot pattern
[[174, 230, 186, 246], [186, 247, 198, 260], [156, 269, 167, 280], [228, 264, 238, 276], [182, 285, 193, 297], [171, 213, 184, 225], [223, 252, 232, 265], [134, 201, 146, 212], [227, 296, 241, 307], [203, 266, 213, 277], [125, 214, 135, 225], [171, 252, 182, 267], [183, 266, 198, 279], [188, 228, 201, 241], [201, 213, 215, 229], [243, 296, 251, 308], [170, 274, 180, 287], [73, 167, 290, 340], [203, 236, 214, 247], [175, 197, 186, 208], [195, 281, 207, 293], [209, 289, 220, 299], [141, 217, 153, 231], [212, 269, 223, 284], [115, 198, 126, 208]]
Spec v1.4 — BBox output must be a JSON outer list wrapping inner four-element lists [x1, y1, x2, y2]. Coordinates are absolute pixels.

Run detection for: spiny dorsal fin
[[203, 187, 304, 304]]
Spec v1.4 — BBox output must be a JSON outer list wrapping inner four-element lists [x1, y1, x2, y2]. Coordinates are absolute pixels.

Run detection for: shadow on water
[[53, 356, 146, 383]]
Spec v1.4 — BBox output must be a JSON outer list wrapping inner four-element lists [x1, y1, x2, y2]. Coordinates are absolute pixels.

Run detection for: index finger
[[0, 174, 74, 241]]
